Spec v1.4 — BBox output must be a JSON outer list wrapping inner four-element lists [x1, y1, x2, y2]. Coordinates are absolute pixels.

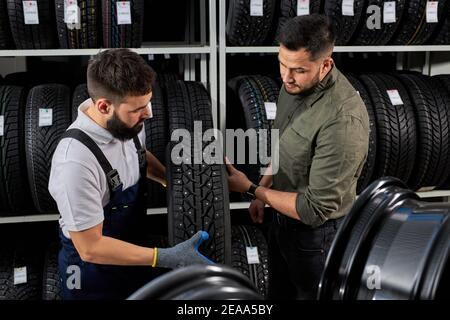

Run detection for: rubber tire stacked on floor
[[42, 242, 61, 300], [231, 225, 270, 298], [0, 242, 43, 300], [71, 83, 89, 121], [25, 84, 71, 214]]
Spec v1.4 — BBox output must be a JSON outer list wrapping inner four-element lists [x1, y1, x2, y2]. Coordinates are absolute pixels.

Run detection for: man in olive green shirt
[[226, 14, 369, 299]]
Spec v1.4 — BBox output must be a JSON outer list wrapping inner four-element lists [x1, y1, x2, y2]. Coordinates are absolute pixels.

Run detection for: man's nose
[[282, 70, 293, 83]]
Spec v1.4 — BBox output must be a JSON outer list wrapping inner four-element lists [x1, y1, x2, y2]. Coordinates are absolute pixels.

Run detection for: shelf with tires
[[219, 0, 450, 208]]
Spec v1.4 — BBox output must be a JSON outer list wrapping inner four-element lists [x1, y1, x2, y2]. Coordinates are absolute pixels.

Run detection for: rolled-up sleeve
[[296, 114, 368, 227]]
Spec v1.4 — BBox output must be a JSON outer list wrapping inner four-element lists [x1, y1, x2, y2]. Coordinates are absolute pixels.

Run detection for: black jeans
[[268, 213, 342, 300]]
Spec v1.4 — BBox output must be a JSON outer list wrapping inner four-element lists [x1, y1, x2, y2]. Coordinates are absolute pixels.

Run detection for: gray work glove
[[156, 231, 214, 269]]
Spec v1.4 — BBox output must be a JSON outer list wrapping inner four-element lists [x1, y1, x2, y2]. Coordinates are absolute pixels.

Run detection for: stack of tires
[[1, 0, 145, 49], [226, 0, 450, 45]]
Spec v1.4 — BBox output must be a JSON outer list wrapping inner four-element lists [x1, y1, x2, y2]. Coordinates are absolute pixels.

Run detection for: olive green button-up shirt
[[272, 66, 369, 227]]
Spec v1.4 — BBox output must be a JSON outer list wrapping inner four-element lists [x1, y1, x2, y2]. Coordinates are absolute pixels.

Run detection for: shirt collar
[[304, 65, 338, 108], [75, 99, 116, 144]]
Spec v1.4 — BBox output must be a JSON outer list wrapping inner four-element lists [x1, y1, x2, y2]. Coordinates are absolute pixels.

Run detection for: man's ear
[[320, 57, 334, 81], [95, 98, 112, 115]]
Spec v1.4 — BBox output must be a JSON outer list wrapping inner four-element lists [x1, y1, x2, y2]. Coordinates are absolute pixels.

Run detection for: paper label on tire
[[387, 89, 403, 105], [64, 0, 80, 24], [147, 102, 153, 119], [342, 0, 355, 16], [383, 2, 396, 23], [39, 108, 53, 127], [23, 1, 39, 25], [264, 102, 277, 120], [426, 1, 438, 23], [297, 0, 310, 16], [250, 0, 263, 16], [117, 1, 132, 25], [246, 246, 260, 264], [14, 267, 27, 285], [0, 116, 4, 136]]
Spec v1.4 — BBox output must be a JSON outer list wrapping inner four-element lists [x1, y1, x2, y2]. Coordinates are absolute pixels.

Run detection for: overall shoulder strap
[[60, 128, 123, 193]]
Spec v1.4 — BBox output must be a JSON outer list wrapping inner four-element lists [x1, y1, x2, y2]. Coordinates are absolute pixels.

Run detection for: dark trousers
[[268, 214, 342, 300]]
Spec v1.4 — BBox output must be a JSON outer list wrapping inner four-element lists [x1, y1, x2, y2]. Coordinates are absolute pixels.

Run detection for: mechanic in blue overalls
[[49, 49, 212, 300]]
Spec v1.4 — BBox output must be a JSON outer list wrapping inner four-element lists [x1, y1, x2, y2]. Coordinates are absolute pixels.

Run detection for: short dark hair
[[277, 14, 336, 61], [87, 48, 156, 104]]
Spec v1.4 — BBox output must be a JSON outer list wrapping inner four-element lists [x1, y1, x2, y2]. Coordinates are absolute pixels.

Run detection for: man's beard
[[106, 111, 143, 141], [285, 70, 321, 96]]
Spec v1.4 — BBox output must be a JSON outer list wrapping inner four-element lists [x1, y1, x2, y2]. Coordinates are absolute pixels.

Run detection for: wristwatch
[[246, 183, 259, 200]]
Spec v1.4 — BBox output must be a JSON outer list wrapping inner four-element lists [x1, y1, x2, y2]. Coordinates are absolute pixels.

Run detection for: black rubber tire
[[0, 242, 43, 300], [0, 0, 14, 49], [166, 140, 231, 265], [226, 0, 277, 46], [430, 2, 450, 44], [6, 0, 57, 49], [166, 81, 231, 265], [358, 73, 416, 184], [280, 0, 322, 17], [352, 0, 406, 45], [185, 81, 213, 132], [345, 74, 377, 194], [231, 225, 270, 298], [390, 0, 448, 45], [235, 76, 273, 185], [145, 82, 168, 208], [25, 84, 71, 214], [55, 0, 99, 49], [102, 0, 144, 48], [324, 0, 365, 45], [127, 264, 261, 300], [0, 86, 32, 215], [395, 73, 450, 190], [42, 242, 61, 300], [71, 83, 89, 122]]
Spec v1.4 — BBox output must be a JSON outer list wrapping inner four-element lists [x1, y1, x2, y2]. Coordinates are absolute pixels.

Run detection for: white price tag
[[164, 54, 170, 59], [14, 267, 27, 285], [250, 0, 263, 16], [64, 0, 79, 24], [264, 102, 277, 120], [148, 54, 154, 61], [39, 109, 53, 127], [116, 1, 131, 25], [383, 1, 396, 23], [0, 116, 4, 137], [426, 1, 438, 23], [147, 102, 153, 119], [246, 246, 260, 264], [297, 0, 310, 16], [342, 0, 355, 16], [23, 1, 39, 25], [387, 89, 404, 105]]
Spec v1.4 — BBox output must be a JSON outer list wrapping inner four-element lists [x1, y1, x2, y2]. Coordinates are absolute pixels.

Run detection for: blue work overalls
[[58, 129, 155, 300]]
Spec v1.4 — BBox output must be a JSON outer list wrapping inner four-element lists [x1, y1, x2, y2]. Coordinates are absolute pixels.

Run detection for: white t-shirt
[[48, 99, 146, 239]]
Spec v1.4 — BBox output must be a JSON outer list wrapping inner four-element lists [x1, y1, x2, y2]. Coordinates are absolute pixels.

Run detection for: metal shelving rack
[[2, 0, 450, 224], [0, 0, 218, 223]]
